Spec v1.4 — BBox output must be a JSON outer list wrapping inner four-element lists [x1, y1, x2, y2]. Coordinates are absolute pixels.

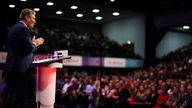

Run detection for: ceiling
[[7, 0, 143, 24], [6, 0, 192, 32]]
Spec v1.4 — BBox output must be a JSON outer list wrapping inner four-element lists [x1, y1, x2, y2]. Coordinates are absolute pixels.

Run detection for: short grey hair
[[19, 8, 36, 20]]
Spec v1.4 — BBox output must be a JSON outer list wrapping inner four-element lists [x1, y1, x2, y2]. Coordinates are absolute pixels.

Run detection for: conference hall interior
[[0, 0, 192, 108]]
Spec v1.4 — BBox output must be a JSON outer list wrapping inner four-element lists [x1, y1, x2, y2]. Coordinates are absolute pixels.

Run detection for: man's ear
[[25, 16, 30, 22]]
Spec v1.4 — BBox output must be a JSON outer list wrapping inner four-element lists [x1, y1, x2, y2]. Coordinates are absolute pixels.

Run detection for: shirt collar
[[20, 21, 28, 28]]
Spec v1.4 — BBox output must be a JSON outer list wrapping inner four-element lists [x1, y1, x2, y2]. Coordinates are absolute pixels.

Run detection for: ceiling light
[[127, 41, 131, 44], [76, 14, 83, 17], [96, 16, 102, 20], [34, 8, 40, 11], [70, 5, 78, 9], [47, 2, 54, 6], [56, 11, 63, 15], [110, 0, 115, 2], [183, 26, 190, 29], [20, 0, 27, 1], [9, 4, 15, 8], [92, 9, 100, 13], [112, 12, 120, 16]]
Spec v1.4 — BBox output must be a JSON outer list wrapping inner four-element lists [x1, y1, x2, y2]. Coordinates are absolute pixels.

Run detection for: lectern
[[32, 55, 71, 108]]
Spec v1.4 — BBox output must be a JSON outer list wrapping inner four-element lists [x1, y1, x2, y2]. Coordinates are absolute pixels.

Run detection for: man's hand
[[32, 36, 44, 47]]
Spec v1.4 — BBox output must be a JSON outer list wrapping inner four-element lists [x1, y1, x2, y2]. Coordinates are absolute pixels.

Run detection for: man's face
[[26, 14, 36, 29]]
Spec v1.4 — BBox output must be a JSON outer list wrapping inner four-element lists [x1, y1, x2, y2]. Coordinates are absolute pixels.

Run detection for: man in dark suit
[[4, 8, 44, 108]]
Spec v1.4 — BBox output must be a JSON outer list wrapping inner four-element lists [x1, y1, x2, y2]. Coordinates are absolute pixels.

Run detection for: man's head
[[20, 8, 36, 29]]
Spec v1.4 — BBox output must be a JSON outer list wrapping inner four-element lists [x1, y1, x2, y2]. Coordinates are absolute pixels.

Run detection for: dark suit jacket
[[4, 22, 37, 73]]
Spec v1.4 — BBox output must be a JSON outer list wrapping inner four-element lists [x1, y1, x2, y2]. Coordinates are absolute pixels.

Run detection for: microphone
[[30, 29, 39, 38]]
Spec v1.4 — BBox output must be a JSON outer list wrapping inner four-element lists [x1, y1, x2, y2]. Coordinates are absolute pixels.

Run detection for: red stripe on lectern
[[36, 67, 39, 99], [38, 67, 56, 91]]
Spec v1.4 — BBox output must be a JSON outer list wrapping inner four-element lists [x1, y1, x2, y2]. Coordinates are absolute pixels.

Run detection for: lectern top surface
[[32, 56, 71, 64]]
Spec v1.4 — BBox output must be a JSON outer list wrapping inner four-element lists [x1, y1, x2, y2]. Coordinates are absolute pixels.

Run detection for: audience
[[52, 42, 192, 108], [31, 26, 142, 59]]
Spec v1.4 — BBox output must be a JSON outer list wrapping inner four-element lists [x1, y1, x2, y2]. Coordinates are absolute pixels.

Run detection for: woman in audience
[[166, 85, 180, 108], [153, 82, 169, 108], [180, 84, 192, 108], [148, 84, 158, 108]]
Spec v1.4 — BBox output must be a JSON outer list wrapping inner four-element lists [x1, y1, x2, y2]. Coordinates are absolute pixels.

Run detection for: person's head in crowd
[[172, 85, 179, 94], [150, 84, 157, 93], [158, 79, 163, 86], [186, 84, 192, 94], [116, 80, 126, 91], [93, 80, 100, 89], [133, 79, 139, 87], [125, 80, 130, 88], [142, 79, 149, 89], [179, 84, 186, 95], [138, 85, 145, 93], [70, 77, 77, 84], [161, 82, 168, 94], [108, 81, 115, 89]]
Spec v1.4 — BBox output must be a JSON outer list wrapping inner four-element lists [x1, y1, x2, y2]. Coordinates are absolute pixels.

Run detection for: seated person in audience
[[153, 82, 169, 108], [128, 83, 138, 105], [180, 84, 192, 108], [148, 84, 158, 107], [105, 87, 118, 108], [176, 84, 187, 107], [166, 85, 180, 108], [115, 80, 130, 108], [134, 84, 149, 104]]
